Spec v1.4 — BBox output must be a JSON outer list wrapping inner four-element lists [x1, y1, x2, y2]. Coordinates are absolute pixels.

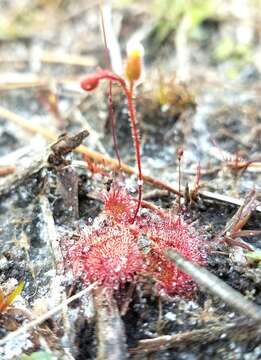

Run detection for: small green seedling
[[20, 351, 54, 360], [246, 250, 261, 268]]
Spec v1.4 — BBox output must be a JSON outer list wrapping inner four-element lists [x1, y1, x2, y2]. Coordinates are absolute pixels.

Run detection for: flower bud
[[80, 74, 100, 91], [125, 41, 144, 82]]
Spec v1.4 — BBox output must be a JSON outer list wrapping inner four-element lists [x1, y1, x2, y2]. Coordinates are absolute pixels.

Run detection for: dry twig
[[0, 166, 16, 177], [165, 249, 261, 323], [94, 288, 127, 360], [221, 189, 257, 237], [217, 189, 259, 249]]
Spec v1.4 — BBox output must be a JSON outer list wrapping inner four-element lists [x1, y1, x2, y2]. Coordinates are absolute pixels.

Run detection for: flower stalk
[[81, 41, 144, 223]]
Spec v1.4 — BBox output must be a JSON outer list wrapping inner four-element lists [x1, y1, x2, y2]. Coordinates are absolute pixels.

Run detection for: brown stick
[[165, 249, 261, 323], [0, 165, 16, 177], [94, 288, 127, 360]]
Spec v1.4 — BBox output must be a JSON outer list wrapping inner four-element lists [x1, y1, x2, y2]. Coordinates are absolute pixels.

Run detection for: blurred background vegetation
[[0, 0, 261, 81]]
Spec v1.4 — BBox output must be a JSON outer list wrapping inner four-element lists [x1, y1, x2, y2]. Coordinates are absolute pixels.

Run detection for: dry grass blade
[[39, 195, 63, 272], [0, 106, 58, 140], [0, 283, 96, 347], [165, 249, 261, 323], [40, 50, 96, 67], [0, 165, 16, 177], [0, 73, 49, 90], [222, 188, 257, 236], [201, 190, 261, 213]]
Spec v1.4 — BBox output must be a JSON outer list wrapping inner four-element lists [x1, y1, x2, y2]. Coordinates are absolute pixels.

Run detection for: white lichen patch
[[0, 333, 33, 360]]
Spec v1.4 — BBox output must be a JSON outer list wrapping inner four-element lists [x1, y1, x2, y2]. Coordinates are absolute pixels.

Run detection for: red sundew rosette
[[144, 215, 206, 296], [102, 185, 139, 225], [65, 223, 143, 289]]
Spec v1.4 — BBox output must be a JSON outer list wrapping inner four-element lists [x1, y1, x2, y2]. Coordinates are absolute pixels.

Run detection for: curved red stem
[[124, 82, 143, 223], [80, 70, 143, 223]]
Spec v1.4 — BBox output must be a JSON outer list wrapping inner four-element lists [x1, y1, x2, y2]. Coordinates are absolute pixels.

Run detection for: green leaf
[[20, 351, 54, 360], [246, 250, 261, 263]]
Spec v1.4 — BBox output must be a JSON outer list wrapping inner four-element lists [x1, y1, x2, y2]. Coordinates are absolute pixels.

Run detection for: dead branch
[[165, 249, 261, 323], [143, 189, 170, 200], [215, 189, 259, 249], [94, 287, 127, 360], [40, 50, 96, 67]]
